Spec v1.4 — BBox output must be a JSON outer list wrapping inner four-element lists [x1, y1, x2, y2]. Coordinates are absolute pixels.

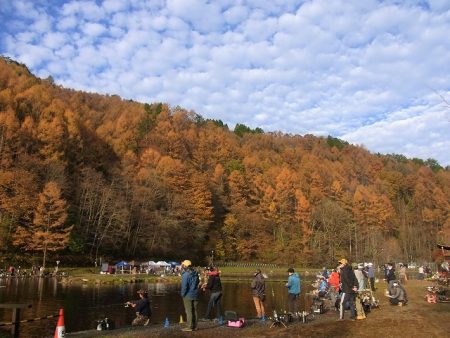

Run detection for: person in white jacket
[[354, 263, 365, 291]]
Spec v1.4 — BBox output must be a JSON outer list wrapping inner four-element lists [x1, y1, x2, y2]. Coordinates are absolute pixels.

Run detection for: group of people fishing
[[124, 260, 223, 331], [124, 258, 408, 331]]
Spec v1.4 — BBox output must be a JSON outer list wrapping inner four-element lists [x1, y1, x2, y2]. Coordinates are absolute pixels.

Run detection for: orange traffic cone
[[54, 308, 65, 338]]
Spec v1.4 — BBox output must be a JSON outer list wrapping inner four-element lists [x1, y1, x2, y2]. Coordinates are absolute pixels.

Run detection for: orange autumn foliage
[[0, 56, 448, 265]]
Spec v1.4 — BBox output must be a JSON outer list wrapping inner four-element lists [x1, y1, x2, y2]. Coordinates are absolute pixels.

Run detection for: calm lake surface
[[0, 276, 314, 337]]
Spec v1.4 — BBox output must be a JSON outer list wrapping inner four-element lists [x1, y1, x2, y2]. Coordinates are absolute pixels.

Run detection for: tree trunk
[[42, 243, 47, 269]]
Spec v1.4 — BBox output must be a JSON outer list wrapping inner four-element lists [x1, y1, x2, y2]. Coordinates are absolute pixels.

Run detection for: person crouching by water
[[251, 269, 266, 320], [181, 260, 200, 332], [286, 267, 301, 315], [125, 289, 151, 326], [201, 266, 223, 321]]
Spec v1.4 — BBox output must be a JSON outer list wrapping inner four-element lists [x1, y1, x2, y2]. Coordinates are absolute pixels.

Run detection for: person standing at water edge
[[251, 269, 266, 320], [125, 289, 151, 326], [286, 267, 301, 315], [180, 260, 200, 331], [399, 264, 408, 284], [337, 258, 358, 321], [328, 268, 340, 309], [354, 263, 365, 291], [385, 263, 396, 284], [418, 266, 425, 280], [367, 263, 376, 291], [328, 269, 340, 292], [201, 266, 223, 321]]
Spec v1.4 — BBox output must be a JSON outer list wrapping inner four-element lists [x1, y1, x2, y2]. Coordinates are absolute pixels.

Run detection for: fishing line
[[83, 302, 128, 310]]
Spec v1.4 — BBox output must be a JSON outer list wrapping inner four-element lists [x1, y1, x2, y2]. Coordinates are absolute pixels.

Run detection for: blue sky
[[1, 0, 449, 165]]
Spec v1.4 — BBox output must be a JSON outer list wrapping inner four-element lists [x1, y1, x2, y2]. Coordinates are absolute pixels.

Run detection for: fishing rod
[[84, 302, 130, 310]]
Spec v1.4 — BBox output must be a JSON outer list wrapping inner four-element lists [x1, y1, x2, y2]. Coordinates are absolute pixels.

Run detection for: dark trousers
[[339, 292, 356, 319], [205, 291, 222, 319], [288, 293, 299, 314], [369, 277, 375, 291], [183, 297, 198, 329]]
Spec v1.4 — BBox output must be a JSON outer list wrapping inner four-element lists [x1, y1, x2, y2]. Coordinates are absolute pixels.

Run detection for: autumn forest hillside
[[0, 56, 449, 267]]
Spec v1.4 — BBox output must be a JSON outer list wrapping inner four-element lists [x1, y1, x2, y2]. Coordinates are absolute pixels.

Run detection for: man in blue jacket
[[286, 267, 301, 314], [180, 260, 200, 331]]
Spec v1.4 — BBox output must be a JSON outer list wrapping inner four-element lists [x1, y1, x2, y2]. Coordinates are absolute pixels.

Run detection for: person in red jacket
[[328, 268, 340, 311], [201, 266, 223, 321], [328, 269, 340, 292]]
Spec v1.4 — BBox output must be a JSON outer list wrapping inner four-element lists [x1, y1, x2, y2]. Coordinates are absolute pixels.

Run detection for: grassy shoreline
[[59, 266, 322, 285]]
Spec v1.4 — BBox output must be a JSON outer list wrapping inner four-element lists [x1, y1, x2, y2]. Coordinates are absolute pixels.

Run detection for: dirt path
[[69, 280, 449, 338]]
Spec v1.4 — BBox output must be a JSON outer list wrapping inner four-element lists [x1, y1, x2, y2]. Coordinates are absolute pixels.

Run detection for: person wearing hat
[[317, 275, 328, 297], [386, 281, 408, 306], [201, 266, 223, 321], [354, 263, 365, 291], [180, 260, 200, 331], [399, 264, 408, 285], [385, 263, 396, 284], [251, 269, 266, 320], [125, 289, 151, 326], [367, 263, 375, 291], [337, 258, 358, 321], [286, 267, 301, 315]]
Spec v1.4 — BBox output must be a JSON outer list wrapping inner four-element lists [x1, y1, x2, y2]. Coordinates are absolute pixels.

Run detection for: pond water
[[0, 276, 314, 337]]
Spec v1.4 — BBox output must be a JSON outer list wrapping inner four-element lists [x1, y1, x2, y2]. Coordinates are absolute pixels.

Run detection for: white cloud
[[102, 0, 128, 13], [223, 5, 249, 26], [30, 16, 53, 34], [62, 0, 104, 21], [1, 0, 450, 165], [13, 0, 40, 19], [428, 0, 450, 12], [82, 22, 107, 37], [57, 16, 78, 30], [15, 44, 53, 68], [42, 32, 68, 49], [166, 0, 224, 33], [16, 31, 37, 43], [342, 103, 450, 163]]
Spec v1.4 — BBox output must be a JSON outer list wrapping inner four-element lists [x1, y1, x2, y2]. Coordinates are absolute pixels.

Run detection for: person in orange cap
[[180, 260, 200, 331]]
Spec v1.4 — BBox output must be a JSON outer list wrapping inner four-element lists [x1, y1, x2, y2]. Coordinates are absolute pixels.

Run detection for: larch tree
[[13, 181, 72, 269], [295, 189, 312, 250], [353, 185, 395, 261], [271, 168, 298, 252], [0, 169, 37, 250]]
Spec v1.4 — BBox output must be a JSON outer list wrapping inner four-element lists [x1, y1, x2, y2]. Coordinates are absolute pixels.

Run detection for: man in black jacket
[[201, 266, 223, 321], [337, 258, 358, 320], [385, 263, 396, 291]]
